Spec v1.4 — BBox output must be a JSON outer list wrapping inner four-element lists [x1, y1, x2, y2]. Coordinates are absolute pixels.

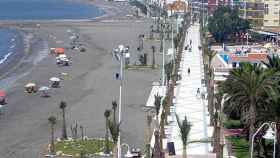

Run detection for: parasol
[[39, 86, 50, 91], [49, 77, 60, 82], [25, 83, 36, 88]]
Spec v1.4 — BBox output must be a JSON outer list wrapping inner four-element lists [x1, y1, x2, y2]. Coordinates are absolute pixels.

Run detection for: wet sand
[[0, 0, 166, 157]]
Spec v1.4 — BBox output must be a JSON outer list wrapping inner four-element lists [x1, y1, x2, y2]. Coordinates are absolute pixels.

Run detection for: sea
[[0, 0, 104, 66]]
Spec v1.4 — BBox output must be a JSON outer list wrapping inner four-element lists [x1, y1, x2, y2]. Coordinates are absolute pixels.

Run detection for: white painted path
[[168, 23, 212, 157]]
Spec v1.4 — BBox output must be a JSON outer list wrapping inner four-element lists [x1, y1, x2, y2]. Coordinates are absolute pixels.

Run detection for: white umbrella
[[49, 77, 60, 82], [60, 58, 69, 62], [25, 83, 36, 88], [39, 86, 50, 91], [58, 54, 67, 58]]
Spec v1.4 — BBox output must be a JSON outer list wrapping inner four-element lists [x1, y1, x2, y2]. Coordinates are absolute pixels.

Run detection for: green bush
[[227, 136, 249, 158], [224, 119, 243, 129]]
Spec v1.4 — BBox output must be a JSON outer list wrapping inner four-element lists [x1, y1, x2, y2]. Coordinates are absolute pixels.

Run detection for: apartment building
[[239, 0, 264, 26], [263, 0, 280, 27]]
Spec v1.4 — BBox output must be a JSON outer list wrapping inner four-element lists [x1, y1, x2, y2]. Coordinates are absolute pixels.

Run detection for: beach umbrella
[[60, 58, 69, 62], [39, 86, 50, 91], [25, 83, 36, 88], [58, 54, 67, 59], [49, 77, 60, 82], [0, 90, 6, 97]]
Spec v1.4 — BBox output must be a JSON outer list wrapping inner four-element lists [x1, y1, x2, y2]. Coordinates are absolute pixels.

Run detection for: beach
[[0, 0, 164, 157]]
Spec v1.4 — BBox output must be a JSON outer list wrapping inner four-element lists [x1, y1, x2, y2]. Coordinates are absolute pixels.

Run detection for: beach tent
[[49, 77, 61, 88], [39, 86, 50, 97], [25, 83, 37, 93], [54, 48, 65, 55]]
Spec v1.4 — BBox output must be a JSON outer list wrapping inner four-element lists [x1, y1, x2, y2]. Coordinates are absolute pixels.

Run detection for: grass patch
[[55, 139, 113, 157], [125, 64, 158, 69], [224, 119, 243, 129], [227, 136, 249, 158]]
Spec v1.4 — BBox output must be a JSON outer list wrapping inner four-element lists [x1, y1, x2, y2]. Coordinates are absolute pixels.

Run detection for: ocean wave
[[0, 51, 13, 64]]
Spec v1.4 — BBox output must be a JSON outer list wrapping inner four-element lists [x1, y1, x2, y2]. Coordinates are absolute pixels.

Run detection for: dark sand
[[0, 0, 170, 157]]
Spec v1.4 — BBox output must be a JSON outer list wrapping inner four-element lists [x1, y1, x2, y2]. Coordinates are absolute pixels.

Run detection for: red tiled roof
[[230, 53, 268, 63], [166, 0, 187, 12]]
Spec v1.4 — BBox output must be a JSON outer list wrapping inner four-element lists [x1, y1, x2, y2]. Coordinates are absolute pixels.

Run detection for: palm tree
[[104, 109, 111, 155], [145, 113, 153, 158], [59, 101, 67, 140], [108, 118, 120, 158], [48, 116, 57, 155], [154, 94, 162, 127], [176, 114, 191, 158], [112, 101, 118, 123], [262, 55, 280, 70], [151, 46, 156, 69], [222, 63, 278, 154], [213, 91, 223, 158]]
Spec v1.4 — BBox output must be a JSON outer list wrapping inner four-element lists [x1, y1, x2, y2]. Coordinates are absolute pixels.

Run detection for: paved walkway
[[168, 23, 212, 157]]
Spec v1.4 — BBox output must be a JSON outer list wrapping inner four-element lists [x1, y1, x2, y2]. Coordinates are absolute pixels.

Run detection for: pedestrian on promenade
[[187, 68, 190, 76], [190, 40, 192, 45], [196, 88, 200, 97]]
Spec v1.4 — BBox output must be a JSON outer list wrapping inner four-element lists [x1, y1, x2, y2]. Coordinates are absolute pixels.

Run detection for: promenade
[[168, 23, 213, 157]]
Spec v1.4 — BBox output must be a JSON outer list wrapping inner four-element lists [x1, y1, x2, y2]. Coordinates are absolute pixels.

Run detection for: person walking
[[196, 88, 200, 97], [187, 68, 190, 76], [190, 39, 192, 45]]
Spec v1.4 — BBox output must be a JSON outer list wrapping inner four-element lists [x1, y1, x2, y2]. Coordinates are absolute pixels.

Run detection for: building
[[239, 0, 265, 26], [263, 0, 280, 27], [166, 0, 188, 15]]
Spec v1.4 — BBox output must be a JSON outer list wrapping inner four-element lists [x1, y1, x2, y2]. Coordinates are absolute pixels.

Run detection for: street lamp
[[250, 122, 276, 158], [113, 45, 129, 158], [121, 143, 134, 158]]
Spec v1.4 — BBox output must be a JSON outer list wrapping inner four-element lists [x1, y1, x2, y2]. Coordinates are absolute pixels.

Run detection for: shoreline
[[0, 1, 159, 157], [0, 0, 111, 85]]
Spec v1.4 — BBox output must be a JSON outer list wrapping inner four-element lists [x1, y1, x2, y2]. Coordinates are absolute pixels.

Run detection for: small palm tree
[[154, 94, 162, 127], [151, 46, 156, 69], [104, 109, 111, 155], [145, 113, 153, 158], [108, 119, 120, 158], [59, 101, 68, 140], [48, 116, 57, 155], [112, 101, 118, 123], [176, 114, 191, 158]]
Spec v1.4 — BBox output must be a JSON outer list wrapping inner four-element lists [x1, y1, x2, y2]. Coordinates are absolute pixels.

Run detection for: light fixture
[[124, 150, 134, 158], [263, 127, 275, 140]]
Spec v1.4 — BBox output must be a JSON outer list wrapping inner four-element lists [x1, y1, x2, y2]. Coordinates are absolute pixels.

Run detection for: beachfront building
[[263, 0, 280, 27], [239, 0, 265, 27], [211, 45, 273, 82], [166, 0, 188, 16]]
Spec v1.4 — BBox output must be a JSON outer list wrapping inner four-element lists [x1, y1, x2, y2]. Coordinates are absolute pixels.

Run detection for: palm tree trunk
[[152, 51, 155, 68], [105, 119, 110, 154], [50, 125, 55, 155], [112, 144, 118, 158], [249, 98, 256, 155], [62, 109, 67, 139], [183, 146, 187, 158], [276, 122, 280, 157]]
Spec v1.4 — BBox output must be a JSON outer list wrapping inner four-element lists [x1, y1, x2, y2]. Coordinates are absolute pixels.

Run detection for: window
[[264, 4, 269, 14], [274, 20, 279, 22]]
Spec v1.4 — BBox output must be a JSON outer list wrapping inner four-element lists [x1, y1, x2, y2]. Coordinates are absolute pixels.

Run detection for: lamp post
[[121, 143, 134, 158], [250, 122, 277, 158], [113, 45, 129, 158]]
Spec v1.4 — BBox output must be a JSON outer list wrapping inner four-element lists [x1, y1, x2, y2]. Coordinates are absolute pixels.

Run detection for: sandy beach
[[0, 0, 166, 157]]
